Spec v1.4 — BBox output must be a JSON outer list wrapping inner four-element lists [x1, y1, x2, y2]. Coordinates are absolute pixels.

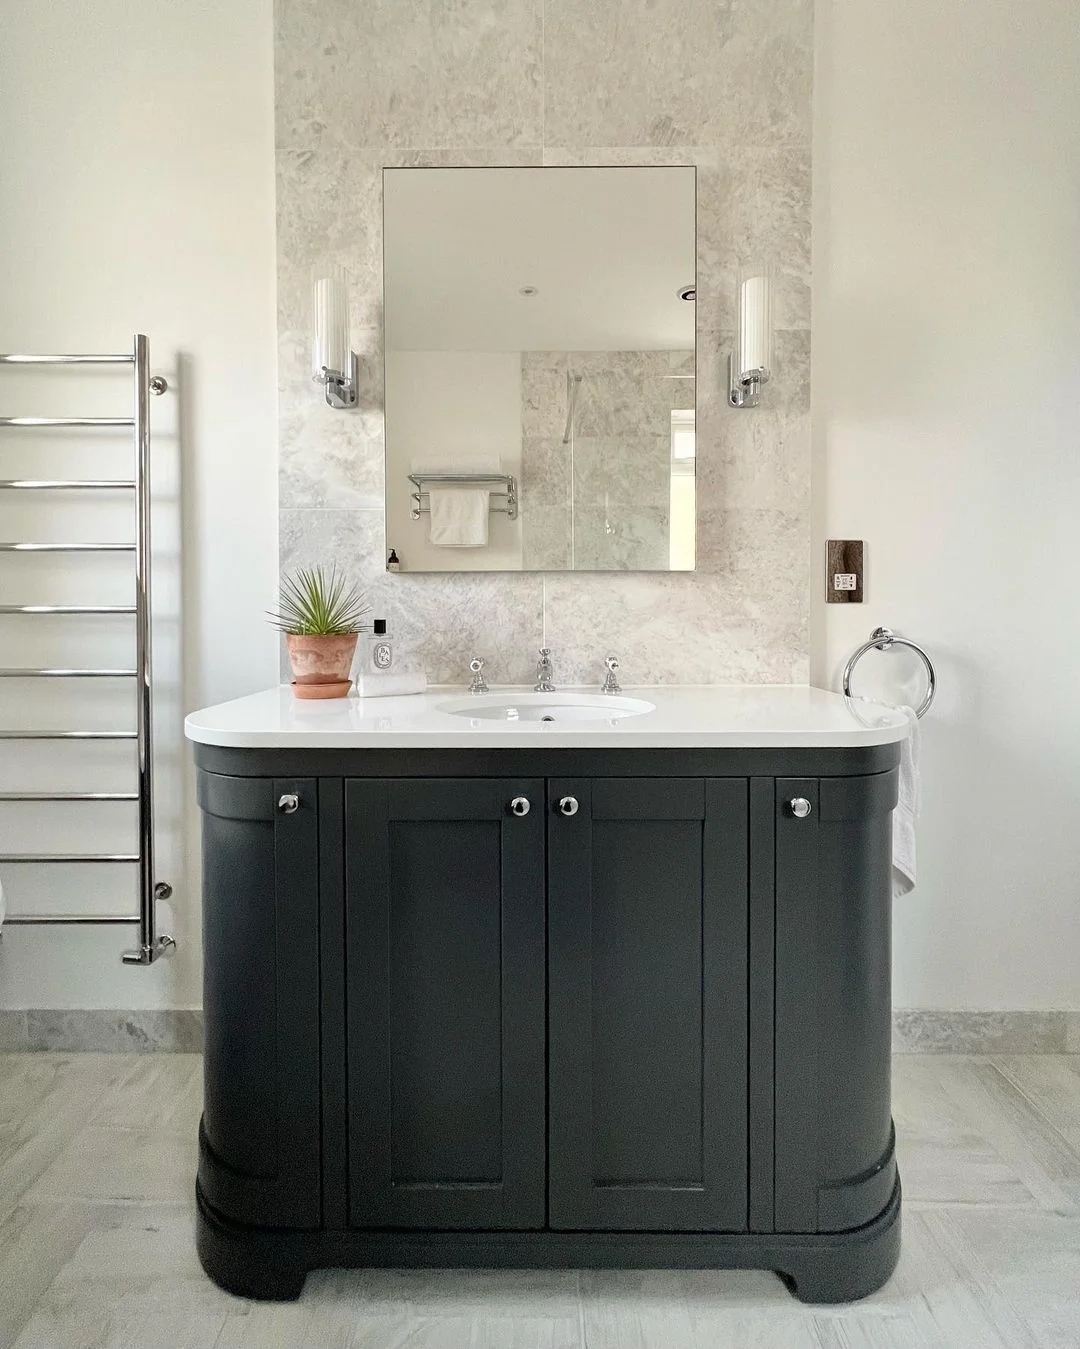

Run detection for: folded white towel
[[892, 706, 919, 898], [428, 488, 490, 548]]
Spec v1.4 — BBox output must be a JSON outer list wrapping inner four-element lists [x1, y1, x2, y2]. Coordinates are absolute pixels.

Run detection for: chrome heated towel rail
[[0, 335, 174, 963]]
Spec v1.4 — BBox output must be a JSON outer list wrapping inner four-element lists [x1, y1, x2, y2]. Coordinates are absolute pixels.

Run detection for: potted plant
[[269, 565, 370, 699]]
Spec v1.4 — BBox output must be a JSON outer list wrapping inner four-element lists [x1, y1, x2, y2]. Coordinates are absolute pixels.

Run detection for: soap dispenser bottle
[[368, 619, 393, 672]]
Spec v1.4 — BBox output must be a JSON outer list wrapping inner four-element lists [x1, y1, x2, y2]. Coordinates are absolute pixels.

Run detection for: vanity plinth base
[[196, 1177, 901, 1306]]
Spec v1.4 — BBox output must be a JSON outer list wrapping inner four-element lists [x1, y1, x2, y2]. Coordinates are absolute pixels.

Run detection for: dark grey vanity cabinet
[[195, 773, 322, 1230], [548, 777, 748, 1232], [193, 744, 902, 1305], [344, 778, 547, 1231]]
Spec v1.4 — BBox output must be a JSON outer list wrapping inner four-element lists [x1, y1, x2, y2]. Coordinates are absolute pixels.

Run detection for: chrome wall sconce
[[312, 265, 358, 409], [728, 271, 772, 408]]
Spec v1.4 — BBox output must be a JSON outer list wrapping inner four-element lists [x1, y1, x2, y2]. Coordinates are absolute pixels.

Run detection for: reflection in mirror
[[383, 166, 696, 572]]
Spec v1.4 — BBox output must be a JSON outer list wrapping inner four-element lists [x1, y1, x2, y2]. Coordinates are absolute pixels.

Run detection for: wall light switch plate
[[827, 539, 864, 603]]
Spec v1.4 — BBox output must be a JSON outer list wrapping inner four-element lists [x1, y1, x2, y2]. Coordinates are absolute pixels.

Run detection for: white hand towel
[[428, 488, 490, 548], [892, 706, 920, 898]]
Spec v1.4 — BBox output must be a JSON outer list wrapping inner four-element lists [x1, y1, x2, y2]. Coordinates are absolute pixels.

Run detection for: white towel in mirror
[[429, 488, 490, 548]]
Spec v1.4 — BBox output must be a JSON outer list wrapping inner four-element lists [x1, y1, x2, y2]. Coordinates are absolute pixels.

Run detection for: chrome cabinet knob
[[788, 797, 812, 819], [509, 796, 531, 817], [558, 796, 579, 817], [278, 793, 300, 814]]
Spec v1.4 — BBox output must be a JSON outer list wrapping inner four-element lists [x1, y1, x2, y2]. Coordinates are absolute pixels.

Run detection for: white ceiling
[[383, 167, 696, 353]]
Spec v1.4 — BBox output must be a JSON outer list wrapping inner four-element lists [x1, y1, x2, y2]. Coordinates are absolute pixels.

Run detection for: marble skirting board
[[0, 1008, 1077, 1053], [0, 1010, 204, 1053]]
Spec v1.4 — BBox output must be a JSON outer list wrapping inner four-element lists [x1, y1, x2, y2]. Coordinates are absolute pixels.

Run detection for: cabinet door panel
[[548, 778, 748, 1231], [774, 771, 898, 1234], [346, 778, 546, 1230], [197, 773, 321, 1229]]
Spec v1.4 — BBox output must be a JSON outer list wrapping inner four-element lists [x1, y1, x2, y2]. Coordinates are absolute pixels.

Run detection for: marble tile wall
[[521, 350, 694, 572], [276, 0, 813, 687]]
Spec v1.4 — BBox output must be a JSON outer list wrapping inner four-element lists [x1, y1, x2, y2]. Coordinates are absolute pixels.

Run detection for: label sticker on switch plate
[[826, 541, 864, 603]]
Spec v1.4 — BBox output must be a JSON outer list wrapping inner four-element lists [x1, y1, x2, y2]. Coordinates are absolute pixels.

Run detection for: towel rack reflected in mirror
[[842, 626, 936, 719], [408, 471, 518, 521]]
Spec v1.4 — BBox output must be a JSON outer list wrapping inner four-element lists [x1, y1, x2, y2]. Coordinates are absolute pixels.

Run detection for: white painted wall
[[813, 0, 1080, 1007], [0, 0, 278, 1008], [385, 351, 524, 571]]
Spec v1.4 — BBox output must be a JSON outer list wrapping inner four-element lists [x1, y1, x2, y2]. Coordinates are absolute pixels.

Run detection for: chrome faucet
[[467, 657, 489, 694], [601, 654, 621, 694], [534, 647, 555, 692]]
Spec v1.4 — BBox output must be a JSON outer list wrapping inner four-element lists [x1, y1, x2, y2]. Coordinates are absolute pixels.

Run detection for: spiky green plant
[[268, 565, 370, 636]]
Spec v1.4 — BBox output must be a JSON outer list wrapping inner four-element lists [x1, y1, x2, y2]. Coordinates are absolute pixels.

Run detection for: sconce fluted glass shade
[[312, 265, 350, 382], [737, 273, 772, 385]]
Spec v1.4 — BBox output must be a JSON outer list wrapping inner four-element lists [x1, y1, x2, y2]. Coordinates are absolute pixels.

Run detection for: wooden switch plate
[[826, 540, 864, 603]]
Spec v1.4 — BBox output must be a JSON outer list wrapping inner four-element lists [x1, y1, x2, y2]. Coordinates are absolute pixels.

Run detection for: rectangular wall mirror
[[383, 166, 697, 573]]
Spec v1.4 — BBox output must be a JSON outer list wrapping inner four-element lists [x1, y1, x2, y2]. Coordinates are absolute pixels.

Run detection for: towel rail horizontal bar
[[0, 731, 136, 742], [0, 604, 136, 614], [0, 354, 133, 365], [0, 668, 136, 678], [0, 542, 134, 552], [0, 791, 138, 801], [0, 417, 134, 428], [3, 914, 140, 925], [0, 853, 139, 863], [0, 480, 135, 490]]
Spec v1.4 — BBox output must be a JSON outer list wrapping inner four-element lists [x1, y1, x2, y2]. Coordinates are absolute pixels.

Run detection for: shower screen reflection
[[382, 166, 696, 573]]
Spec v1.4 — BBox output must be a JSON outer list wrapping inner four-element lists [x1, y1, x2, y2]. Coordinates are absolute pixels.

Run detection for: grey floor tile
[[21, 1124, 196, 1206], [0, 1056, 135, 1218], [0, 1052, 1078, 1349], [892, 1055, 1080, 1212], [991, 1055, 1080, 1156]]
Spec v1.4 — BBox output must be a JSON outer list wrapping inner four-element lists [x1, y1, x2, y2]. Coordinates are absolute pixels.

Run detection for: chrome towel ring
[[842, 626, 936, 719]]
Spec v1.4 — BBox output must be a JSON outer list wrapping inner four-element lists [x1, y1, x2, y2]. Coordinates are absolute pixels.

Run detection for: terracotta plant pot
[[286, 632, 359, 699]]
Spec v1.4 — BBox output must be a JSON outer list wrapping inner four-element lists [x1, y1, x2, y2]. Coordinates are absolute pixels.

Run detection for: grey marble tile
[[543, 0, 812, 150], [0, 1054, 135, 1216], [275, 0, 543, 151], [0, 1203, 100, 1349], [0, 1012, 28, 1052], [1067, 1013, 1080, 1053], [22, 1123, 196, 1206], [541, 564, 809, 686], [89, 1055, 203, 1137], [920, 1207, 1080, 1348], [991, 1056, 1080, 1156], [10, 1206, 241, 1349], [698, 329, 811, 514], [281, 508, 544, 685], [23, 1011, 203, 1054], [892, 1009, 1068, 1055], [893, 1055, 1080, 1214], [279, 327, 385, 510]]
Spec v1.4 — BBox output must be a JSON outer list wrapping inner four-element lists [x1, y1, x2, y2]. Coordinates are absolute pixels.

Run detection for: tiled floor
[[1, 1054, 1079, 1347]]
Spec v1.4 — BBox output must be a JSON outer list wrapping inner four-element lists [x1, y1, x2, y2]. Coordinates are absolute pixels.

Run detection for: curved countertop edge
[[184, 684, 912, 751]]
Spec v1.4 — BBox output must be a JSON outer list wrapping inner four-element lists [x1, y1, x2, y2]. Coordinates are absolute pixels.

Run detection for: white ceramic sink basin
[[437, 692, 656, 723]]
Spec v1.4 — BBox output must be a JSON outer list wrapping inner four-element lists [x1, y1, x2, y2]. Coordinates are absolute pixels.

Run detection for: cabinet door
[[773, 771, 899, 1234], [196, 773, 321, 1229], [548, 778, 748, 1231], [346, 778, 546, 1229]]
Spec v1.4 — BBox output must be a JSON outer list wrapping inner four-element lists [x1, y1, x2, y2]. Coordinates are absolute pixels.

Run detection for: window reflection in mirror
[[383, 166, 696, 573]]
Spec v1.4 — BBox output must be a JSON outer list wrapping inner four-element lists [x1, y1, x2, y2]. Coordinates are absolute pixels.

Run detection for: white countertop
[[184, 685, 910, 750]]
